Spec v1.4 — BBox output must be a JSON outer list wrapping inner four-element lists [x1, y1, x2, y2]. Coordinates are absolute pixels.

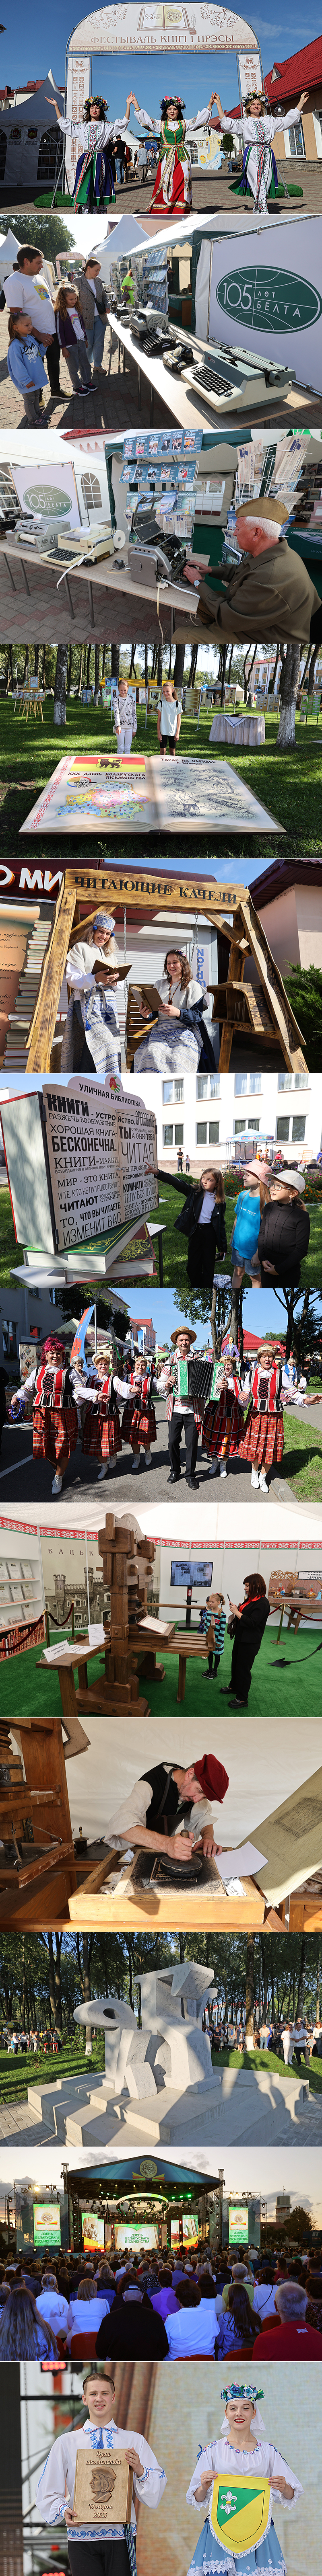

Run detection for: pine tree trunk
[[77, 647, 85, 696], [66, 644, 72, 696], [245, 1934, 255, 2046], [42, 646, 47, 689], [144, 645, 148, 687], [102, 645, 106, 679], [129, 644, 137, 679], [277, 644, 301, 749], [86, 644, 92, 688], [296, 1935, 307, 2018], [54, 645, 68, 728], [93, 643, 100, 705], [157, 640, 163, 686], [188, 642, 199, 688], [111, 644, 120, 681], [34, 647, 39, 678], [173, 642, 186, 688]]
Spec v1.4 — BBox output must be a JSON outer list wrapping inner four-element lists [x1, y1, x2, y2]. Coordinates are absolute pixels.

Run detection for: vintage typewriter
[[175, 1355, 225, 1405], [182, 338, 295, 415]]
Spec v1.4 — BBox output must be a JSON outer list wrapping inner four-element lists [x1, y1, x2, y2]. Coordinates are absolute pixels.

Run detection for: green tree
[[1, 211, 74, 261], [284, 965, 322, 1070]]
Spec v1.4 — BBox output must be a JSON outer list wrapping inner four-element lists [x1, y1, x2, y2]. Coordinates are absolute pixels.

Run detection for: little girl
[[7, 312, 48, 425], [54, 286, 92, 395], [231, 1158, 271, 1286], [114, 679, 137, 757]]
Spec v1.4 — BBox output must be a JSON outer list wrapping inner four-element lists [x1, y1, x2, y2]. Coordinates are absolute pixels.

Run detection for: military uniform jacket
[[204, 539, 320, 643]]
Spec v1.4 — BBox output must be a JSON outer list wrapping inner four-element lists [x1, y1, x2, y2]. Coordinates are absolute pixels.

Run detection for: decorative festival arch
[[64, 2, 263, 192]]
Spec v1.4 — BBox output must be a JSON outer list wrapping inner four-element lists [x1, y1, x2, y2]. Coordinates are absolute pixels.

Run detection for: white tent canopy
[[0, 224, 21, 285], [93, 210, 150, 278], [0, 69, 64, 127]]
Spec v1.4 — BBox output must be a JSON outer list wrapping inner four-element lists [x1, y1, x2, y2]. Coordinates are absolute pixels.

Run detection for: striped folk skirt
[[82, 1404, 122, 1462], [32, 1406, 78, 1470], [121, 1398, 157, 1454], [238, 1406, 284, 1468], [202, 1391, 241, 1462]]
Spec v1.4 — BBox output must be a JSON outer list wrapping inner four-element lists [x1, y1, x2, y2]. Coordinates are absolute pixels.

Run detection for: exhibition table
[[209, 709, 266, 747]]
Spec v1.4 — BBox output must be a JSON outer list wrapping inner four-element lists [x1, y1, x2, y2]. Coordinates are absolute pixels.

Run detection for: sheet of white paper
[[41, 1639, 72, 1665], [219, 1841, 268, 1884], [87, 1622, 105, 1648]]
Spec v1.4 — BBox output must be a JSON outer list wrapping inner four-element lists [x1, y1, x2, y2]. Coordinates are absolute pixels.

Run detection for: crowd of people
[[0, 2241, 321, 2361], [9, 1310, 318, 1505], [4, 243, 112, 423]]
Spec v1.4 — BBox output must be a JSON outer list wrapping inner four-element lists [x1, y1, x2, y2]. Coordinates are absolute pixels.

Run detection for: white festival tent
[[0, 70, 64, 195]]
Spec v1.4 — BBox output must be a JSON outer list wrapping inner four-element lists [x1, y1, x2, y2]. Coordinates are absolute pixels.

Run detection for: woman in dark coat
[[257, 1169, 310, 1286], [221, 1572, 271, 1706], [163, 1164, 227, 1287]]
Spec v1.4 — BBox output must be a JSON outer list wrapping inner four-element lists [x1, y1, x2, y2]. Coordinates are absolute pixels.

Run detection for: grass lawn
[[1, 2034, 321, 2103], [1, 1619, 322, 1720], [211, 2044, 322, 2095], [0, 2033, 105, 2102], [1, 696, 322, 858]]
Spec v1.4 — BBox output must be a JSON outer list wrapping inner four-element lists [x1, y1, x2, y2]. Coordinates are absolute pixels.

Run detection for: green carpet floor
[[2, 1620, 322, 1720]]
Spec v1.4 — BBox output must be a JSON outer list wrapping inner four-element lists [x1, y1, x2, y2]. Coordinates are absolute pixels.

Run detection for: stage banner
[[204, 219, 322, 396]]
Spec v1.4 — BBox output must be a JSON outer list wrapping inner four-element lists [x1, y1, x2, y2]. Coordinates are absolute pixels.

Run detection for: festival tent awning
[[0, 69, 64, 127], [0, 224, 21, 285], [95, 210, 151, 280]]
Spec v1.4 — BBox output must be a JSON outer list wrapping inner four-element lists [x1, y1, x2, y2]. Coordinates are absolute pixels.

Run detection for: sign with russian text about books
[[0, 1079, 158, 1256], [73, 2449, 133, 2529], [20, 755, 281, 838], [210, 2476, 271, 2554]]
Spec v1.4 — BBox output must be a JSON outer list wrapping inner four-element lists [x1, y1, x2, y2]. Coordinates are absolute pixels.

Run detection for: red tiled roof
[[212, 35, 322, 125]]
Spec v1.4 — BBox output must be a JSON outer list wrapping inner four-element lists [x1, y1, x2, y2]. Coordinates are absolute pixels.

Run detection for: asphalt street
[[0, 1398, 318, 1510]]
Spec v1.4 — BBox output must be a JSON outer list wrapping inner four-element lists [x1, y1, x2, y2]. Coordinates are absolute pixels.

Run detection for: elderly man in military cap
[[196, 497, 322, 645]]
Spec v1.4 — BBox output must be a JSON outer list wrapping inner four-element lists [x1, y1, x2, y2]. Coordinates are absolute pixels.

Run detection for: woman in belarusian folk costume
[[48, 90, 135, 210], [186, 2384, 301, 2576], [81, 1351, 123, 1485], [214, 84, 309, 213], [11, 1336, 78, 1498], [118, 1356, 159, 1476], [131, 89, 217, 216], [202, 1344, 247, 1483], [35, 2359, 167, 2576], [238, 1340, 285, 1495]]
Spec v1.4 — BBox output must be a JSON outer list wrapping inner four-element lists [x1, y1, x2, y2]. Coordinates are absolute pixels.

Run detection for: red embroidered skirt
[[121, 1398, 157, 1451], [32, 1406, 78, 1466], [82, 1405, 122, 1461], [150, 151, 186, 213], [239, 1408, 284, 1468], [202, 1392, 241, 1459]]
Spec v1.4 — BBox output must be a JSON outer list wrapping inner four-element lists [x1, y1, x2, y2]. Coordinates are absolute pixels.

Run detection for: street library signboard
[[1, 1076, 158, 1256]]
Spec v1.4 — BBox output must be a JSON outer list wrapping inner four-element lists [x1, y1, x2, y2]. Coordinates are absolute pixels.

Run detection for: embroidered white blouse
[[36, 2418, 167, 2543]]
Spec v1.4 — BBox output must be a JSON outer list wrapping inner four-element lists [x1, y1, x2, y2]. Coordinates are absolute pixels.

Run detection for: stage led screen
[[33, 2203, 61, 2249], [228, 2204, 249, 2244], [82, 2213, 105, 2253]]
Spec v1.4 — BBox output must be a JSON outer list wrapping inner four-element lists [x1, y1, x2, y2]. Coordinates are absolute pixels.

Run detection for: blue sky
[[2, 5, 320, 102], [118, 1284, 289, 1341]]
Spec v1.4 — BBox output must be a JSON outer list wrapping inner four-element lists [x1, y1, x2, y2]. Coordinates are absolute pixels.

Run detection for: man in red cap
[[103, 1754, 229, 1871]]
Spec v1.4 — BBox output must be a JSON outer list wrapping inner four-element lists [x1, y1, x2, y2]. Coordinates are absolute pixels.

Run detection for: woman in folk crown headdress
[[186, 2383, 302, 2576], [238, 1337, 320, 1494], [213, 82, 309, 213], [10, 1336, 78, 1498], [130, 88, 217, 214], [49, 88, 136, 209]]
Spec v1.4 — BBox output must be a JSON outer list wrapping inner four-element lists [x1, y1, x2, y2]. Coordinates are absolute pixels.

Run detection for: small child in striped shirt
[[202, 1590, 226, 1679]]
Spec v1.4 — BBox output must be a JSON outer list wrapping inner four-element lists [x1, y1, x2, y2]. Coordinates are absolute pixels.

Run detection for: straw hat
[[170, 1327, 197, 1346]]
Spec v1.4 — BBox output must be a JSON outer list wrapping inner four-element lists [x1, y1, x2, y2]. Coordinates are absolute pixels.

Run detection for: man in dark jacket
[[257, 1170, 310, 1285], [163, 1163, 227, 1286], [96, 2279, 168, 2360], [78, 259, 109, 376], [222, 1572, 271, 1706]]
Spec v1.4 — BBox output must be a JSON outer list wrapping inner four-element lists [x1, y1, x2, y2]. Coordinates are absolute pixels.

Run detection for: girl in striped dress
[[81, 1351, 123, 1482], [202, 1593, 227, 1680], [202, 1350, 246, 1480], [238, 1343, 285, 1493]]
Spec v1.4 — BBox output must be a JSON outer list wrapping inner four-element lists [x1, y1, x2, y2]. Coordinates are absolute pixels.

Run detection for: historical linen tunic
[[221, 105, 304, 211], [186, 2436, 301, 2576], [134, 102, 214, 213], [36, 2419, 166, 2551]]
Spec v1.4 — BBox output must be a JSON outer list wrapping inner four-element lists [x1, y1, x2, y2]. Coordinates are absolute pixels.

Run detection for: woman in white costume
[[214, 86, 309, 213], [186, 2384, 301, 2576], [35, 2360, 166, 2576]]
